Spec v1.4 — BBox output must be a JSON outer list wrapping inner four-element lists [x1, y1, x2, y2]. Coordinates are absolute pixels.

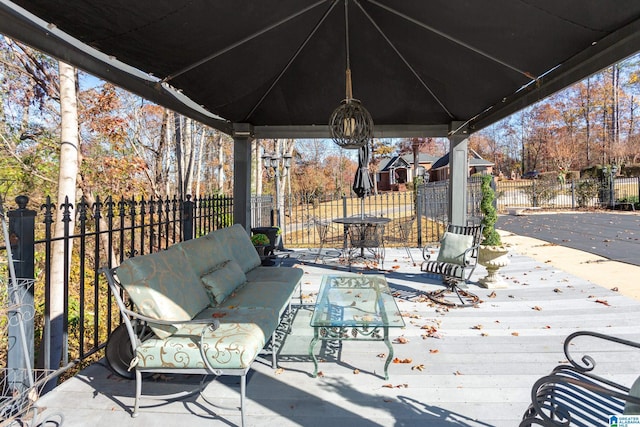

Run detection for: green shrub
[[522, 177, 559, 206], [575, 180, 600, 207], [480, 175, 501, 246]]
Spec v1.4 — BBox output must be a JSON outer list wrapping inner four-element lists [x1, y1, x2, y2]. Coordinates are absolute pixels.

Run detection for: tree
[[48, 60, 79, 375]]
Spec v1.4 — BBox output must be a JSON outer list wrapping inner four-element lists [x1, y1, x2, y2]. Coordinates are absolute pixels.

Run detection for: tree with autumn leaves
[[470, 60, 640, 177]]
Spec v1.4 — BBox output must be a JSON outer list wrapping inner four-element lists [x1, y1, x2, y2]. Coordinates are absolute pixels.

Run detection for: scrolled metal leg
[[133, 369, 142, 417], [240, 374, 246, 427], [383, 327, 393, 380], [309, 328, 320, 377]]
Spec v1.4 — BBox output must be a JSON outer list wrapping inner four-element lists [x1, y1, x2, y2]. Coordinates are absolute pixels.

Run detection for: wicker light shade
[[329, 0, 374, 150], [329, 98, 373, 149]]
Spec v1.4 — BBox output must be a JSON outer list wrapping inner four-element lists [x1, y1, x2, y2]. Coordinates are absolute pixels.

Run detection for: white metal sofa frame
[[421, 223, 484, 306], [103, 267, 271, 427]]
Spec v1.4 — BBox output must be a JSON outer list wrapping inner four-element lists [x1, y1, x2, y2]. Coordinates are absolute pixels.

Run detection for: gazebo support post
[[233, 123, 254, 232], [448, 122, 469, 227]]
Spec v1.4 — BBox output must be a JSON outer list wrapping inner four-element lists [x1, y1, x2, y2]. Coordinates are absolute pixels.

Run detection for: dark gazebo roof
[[2, 1, 640, 138]]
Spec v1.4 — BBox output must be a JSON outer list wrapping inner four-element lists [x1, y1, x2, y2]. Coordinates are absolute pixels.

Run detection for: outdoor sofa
[[103, 223, 303, 426]]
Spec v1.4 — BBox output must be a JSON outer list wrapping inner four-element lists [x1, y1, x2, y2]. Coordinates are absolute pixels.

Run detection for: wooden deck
[[35, 247, 640, 426]]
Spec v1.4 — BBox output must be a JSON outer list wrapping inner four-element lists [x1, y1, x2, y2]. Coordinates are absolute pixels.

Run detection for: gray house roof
[[400, 153, 441, 165], [431, 152, 494, 170], [377, 156, 410, 173]]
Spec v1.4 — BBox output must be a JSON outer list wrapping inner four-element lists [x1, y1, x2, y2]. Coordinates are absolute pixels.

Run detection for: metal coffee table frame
[[308, 274, 405, 380]]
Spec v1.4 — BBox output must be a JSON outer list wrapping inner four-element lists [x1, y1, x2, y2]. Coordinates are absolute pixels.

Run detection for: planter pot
[[478, 245, 510, 289], [251, 227, 281, 254], [254, 245, 266, 258]]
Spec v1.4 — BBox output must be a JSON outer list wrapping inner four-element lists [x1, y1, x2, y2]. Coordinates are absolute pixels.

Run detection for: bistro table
[[308, 274, 405, 380], [332, 216, 390, 266]]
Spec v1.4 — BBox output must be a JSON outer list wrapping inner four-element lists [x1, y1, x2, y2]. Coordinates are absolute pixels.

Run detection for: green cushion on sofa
[[201, 260, 247, 305], [116, 247, 210, 339], [209, 224, 261, 273], [176, 233, 228, 277], [136, 306, 278, 370], [437, 232, 473, 265]]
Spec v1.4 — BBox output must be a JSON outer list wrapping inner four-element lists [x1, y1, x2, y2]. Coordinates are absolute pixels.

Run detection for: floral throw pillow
[[201, 260, 247, 305]]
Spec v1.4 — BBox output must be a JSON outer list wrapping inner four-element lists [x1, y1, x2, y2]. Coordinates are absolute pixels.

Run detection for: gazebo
[[2, 1, 640, 227]]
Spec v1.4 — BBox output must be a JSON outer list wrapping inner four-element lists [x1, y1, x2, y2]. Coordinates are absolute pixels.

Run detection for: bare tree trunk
[[584, 77, 592, 165], [174, 112, 184, 197], [194, 127, 206, 201], [155, 108, 169, 197], [215, 134, 225, 192], [47, 61, 79, 378], [182, 118, 194, 196], [255, 139, 263, 195]]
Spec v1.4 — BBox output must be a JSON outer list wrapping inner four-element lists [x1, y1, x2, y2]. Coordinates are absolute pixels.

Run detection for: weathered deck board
[[35, 247, 640, 426]]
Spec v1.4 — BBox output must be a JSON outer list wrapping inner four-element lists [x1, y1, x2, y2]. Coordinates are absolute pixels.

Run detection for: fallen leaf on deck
[[454, 370, 463, 376], [511, 332, 520, 336], [353, 369, 360, 375], [393, 357, 412, 364], [412, 364, 425, 371], [595, 299, 610, 306], [532, 306, 542, 311], [382, 384, 394, 388], [471, 324, 483, 330], [377, 353, 386, 358], [392, 265, 401, 269], [394, 336, 409, 344], [401, 312, 422, 319], [553, 288, 562, 293], [317, 371, 324, 377], [487, 291, 497, 298], [481, 332, 489, 337], [275, 368, 285, 375], [212, 312, 227, 318], [611, 287, 619, 292], [429, 349, 439, 354]]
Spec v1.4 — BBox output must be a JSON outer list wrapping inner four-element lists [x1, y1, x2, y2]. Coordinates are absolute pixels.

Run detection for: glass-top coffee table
[[309, 274, 405, 380]]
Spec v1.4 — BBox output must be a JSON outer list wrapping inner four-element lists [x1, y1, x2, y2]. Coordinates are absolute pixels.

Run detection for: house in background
[[376, 153, 440, 191], [429, 150, 494, 182]]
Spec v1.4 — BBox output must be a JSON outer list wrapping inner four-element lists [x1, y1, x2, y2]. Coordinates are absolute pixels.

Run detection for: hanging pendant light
[[329, 0, 373, 150]]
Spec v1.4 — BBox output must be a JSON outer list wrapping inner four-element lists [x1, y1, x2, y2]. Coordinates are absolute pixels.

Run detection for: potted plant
[[477, 174, 510, 288], [251, 233, 270, 258]]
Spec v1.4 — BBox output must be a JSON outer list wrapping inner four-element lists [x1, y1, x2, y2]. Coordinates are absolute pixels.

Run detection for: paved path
[[497, 212, 640, 266], [497, 211, 640, 301]]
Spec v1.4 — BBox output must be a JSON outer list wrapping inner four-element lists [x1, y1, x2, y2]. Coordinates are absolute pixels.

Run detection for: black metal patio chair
[[312, 218, 344, 263], [421, 223, 484, 306], [384, 216, 416, 264]]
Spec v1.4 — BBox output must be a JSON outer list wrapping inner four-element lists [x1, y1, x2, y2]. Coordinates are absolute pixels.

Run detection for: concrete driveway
[[497, 212, 640, 267]]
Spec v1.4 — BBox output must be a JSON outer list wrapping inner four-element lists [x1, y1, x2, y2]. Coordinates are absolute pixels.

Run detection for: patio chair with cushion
[[384, 216, 416, 264], [421, 223, 484, 306]]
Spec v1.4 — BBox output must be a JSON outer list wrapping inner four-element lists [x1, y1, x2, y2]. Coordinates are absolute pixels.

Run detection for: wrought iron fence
[[281, 191, 419, 248], [1, 193, 233, 373], [493, 176, 639, 210], [1, 174, 636, 375]]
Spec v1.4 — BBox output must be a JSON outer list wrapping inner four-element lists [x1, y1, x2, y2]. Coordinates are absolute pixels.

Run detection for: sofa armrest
[[119, 305, 220, 330]]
